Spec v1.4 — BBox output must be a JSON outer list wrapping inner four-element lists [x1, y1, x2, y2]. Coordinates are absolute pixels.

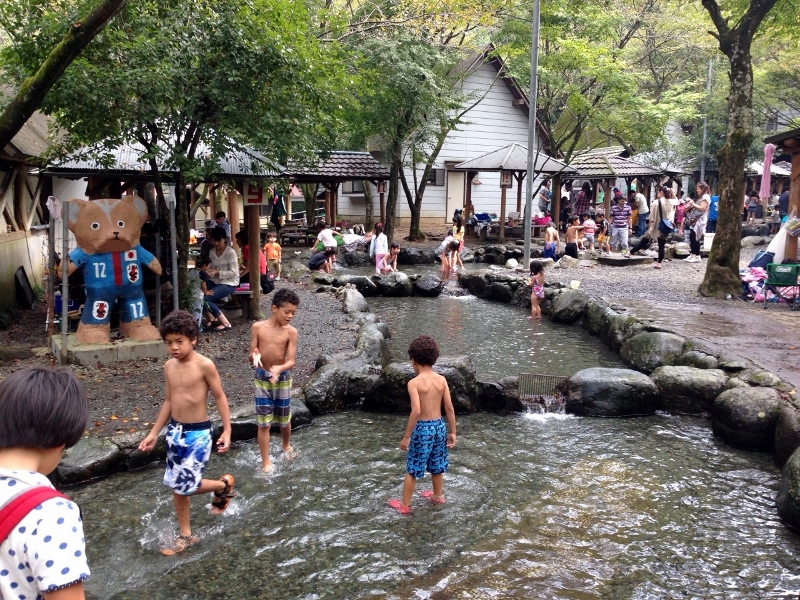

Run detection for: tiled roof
[[285, 151, 390, 181], [44, 141, 282, 179], [454, 143, 576, 174], [569, 146, 664, 178]]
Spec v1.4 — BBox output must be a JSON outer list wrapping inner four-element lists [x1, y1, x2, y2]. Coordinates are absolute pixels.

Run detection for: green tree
[[26, 0, 344, 298], [698, 0, 781, 298], [0, 0, 127, 151]]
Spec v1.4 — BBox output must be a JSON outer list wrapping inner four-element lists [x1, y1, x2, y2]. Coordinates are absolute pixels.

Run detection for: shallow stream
[[75, 412, 800, 599]]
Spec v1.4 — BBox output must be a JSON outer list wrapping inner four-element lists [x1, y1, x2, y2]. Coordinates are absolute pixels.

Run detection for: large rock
[[675, 350, 719, 370], [554, 255, 579, 268], [775, 402, 800, 468], [564, 367, 659, 417], [485, 282, 514, 303], [54, 437, 122, 484], [414, 274, 443, 297], [673, 242, 690, 257], [620, 332, 686, 373], [228, 393, 314, 440], [712, 386, 782, 451], [482, 245, 509, 264], [341, 288, 369, 314], [505, 258, 519, 269], [602, 313, 645, 352], [584, 298, 616, 338], [550, 289, 589, 324], [650, 366, 728, 413], [355, 322, 391, 367], [777, 448, 800, 531], [339, 275, 378, 296], [0, 346, 35, 361], [341, 250, 372, 267], [374, 271, 413, 297], [740, 235, 765, 248], [364, 356, 479, 414], [463, 273, 488, 298], [399, 247, 437, 265]]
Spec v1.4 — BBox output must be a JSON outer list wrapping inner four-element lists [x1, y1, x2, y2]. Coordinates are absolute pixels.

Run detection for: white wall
[[337, 60, 540, 227]]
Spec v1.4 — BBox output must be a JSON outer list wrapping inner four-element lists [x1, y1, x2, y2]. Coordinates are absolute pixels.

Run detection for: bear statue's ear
[[66, 199, 82, 225], [129, 195, 148, 220]]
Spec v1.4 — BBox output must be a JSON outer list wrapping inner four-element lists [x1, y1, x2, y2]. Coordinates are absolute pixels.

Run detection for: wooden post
[[499, 185, 507, 242], [247, 204, 261, 319], [379, 188, 386, 224], [603, 179, 612, 217], [465, 172, 475, 222], [227, 188, 239, 252], [787, 149, 800, 261], [324, 187, 332, 225], [515, 171, 523, 214]]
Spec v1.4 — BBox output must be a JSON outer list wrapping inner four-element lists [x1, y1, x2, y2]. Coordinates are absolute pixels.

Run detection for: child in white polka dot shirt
[[0, 367, 90, 600]]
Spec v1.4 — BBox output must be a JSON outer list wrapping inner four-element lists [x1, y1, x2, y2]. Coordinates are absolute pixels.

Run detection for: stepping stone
[[597, 254, 654, 266]]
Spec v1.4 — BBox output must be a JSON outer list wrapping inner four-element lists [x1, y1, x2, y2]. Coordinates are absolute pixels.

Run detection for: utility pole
[[523, 0, 541, 270]]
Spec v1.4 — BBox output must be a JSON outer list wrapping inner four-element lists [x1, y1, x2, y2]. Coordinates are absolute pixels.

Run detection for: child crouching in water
[[528, 261, 545, 319], [138, 310, 234, 556], [389, 335, 457, 514], [0, 367, 91, 599]]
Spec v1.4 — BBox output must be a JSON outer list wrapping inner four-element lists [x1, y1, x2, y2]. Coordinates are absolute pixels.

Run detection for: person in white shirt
[[635, 191, 649, 236], [316, 222, 338, 270]]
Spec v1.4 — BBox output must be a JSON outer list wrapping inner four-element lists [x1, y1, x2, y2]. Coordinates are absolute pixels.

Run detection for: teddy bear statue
[[61, 196, 163, 344]]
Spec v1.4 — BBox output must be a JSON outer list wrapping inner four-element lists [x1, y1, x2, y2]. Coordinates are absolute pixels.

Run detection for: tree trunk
[[0, 0, 128, 151], [175, 172, 190, 309], [385, 140, 402, 243], [300, 183, 318, 226], [698, 36, 750, 297], [362, 180, 374, 230]]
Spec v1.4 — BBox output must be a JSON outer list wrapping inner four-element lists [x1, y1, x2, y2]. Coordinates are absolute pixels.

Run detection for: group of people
[[1, 285, 457, 597], [549, 181, 717, 268]]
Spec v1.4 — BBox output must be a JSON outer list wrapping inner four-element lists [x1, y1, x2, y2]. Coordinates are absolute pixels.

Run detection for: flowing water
[[71, 273, 800, 597], [367, 295, 623, 380], [74, 412, 800, 599]]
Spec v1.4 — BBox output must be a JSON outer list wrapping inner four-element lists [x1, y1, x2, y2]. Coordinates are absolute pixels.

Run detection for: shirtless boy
[[138, 310, 234, 556], [543, 221, 560, 260], [564, 216, 585, 259], [249, 288, 300, 472], [389, 335, 457, 514]]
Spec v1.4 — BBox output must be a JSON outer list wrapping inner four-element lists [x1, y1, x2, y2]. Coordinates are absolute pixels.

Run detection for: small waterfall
[[518, 373, 569, 414], [439, 278, 471, 297]]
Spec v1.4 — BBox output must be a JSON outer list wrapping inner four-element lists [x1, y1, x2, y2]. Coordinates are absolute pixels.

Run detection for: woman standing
[[684, 182, 710, 263], [648, 186, 677, 269]]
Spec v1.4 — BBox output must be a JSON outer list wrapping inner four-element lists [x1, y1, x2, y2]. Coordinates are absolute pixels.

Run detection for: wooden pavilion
[[453, 143, 576, 241]]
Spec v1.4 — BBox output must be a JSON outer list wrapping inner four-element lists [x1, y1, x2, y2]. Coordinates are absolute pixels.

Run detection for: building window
[[342, 180, 364, 194], [426, 169, 445, 186]]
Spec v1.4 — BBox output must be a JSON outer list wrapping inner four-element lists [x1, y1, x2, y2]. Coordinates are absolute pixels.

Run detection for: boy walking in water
[[249, 288, 300, 472], [0, 367, 91, 600], [138, 310, 235, 556], [389, 335, 457, 514]]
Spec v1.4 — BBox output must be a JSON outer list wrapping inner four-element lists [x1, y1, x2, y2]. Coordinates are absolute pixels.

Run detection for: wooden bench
[[233, 289, 253, 319]]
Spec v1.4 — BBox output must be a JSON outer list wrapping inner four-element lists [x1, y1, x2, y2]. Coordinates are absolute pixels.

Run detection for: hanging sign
[[500, 171, 513, 188], [244, 183, 266, 205]]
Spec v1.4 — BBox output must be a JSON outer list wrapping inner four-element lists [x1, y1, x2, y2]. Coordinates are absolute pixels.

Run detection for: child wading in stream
[[138, 310, 235, 556], [389, 335, 457, 514]]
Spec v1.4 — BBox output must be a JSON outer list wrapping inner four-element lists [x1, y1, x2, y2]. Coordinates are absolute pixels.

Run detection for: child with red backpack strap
[[0, 366, 90, 600]]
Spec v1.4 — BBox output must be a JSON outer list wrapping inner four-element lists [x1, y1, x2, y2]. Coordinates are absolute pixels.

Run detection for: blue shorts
[[543, 241, 556, 260], [164, 419, 212, 495], [406, 418, 448, 479], [254, 369, 292, 428]]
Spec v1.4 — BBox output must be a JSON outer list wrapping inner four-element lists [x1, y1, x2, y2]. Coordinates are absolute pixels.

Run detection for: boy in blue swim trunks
[[138, 310, 234, 555], [249, 288, 300, 473], [389, 335, 457, 514]]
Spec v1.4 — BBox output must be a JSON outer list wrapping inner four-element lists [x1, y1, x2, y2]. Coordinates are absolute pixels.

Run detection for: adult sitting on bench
[[204, 226, 238, 331]]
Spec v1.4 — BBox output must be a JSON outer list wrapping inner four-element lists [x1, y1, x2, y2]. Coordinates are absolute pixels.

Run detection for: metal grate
[[518, 373, 569, 413]]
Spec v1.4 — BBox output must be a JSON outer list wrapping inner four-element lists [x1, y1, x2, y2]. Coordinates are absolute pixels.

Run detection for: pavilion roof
[[746, 160, 792, 177], [284, 151, 390, 182], [569, 146, 664, 178], [453, 143, 576, 174], [43, 141, 282, 180]]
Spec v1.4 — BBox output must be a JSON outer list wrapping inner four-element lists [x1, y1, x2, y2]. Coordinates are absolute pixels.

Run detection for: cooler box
[[54, 292, 81, 313], [703, 233, 715, 250]]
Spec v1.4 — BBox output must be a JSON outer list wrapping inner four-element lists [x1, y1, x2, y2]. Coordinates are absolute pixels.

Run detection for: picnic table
[[280, 226, 315, 246]]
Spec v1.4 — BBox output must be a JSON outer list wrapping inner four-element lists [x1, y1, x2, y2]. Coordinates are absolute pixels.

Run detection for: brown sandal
[[210, 474, 236, 513]]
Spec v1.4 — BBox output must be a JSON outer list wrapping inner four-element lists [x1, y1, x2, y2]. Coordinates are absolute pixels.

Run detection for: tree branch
[[0, 0, 128, 151]]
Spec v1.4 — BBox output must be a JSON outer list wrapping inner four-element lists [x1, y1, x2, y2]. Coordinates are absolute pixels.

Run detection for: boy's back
[[409, 370, 449, 421]]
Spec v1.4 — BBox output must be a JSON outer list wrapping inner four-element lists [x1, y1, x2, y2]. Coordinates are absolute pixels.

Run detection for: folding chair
[[763, 263, 800, 310]]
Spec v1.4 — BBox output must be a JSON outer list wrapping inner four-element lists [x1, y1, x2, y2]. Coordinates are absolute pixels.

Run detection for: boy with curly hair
[[389, 335, 457, 514], [138, 310, 234, 555]]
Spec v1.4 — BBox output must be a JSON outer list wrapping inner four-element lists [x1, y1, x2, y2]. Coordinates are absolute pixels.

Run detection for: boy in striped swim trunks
[[250, 288, 300, 473], [389, 335, 457, 514]]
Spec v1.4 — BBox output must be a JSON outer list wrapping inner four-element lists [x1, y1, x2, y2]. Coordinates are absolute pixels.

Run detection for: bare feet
[[261, 463, 274, 474], [526, 315, 534, 319], [420, 490, 446, 505], [283, 446, 297, 460]]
